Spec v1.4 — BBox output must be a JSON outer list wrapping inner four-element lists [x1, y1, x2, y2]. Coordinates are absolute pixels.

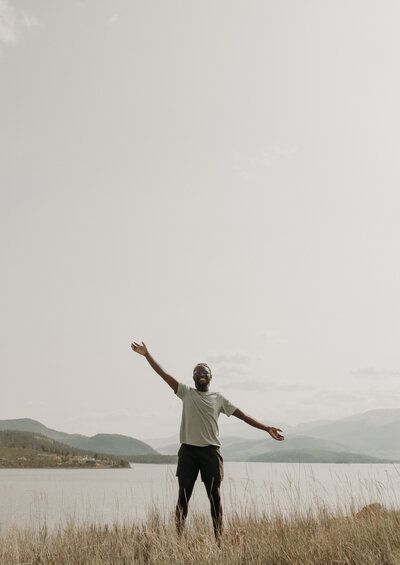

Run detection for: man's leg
[[175, 477, 196, 535], [204, 478, 223, 541]]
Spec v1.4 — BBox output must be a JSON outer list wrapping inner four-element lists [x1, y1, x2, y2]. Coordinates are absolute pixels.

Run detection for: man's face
[[193, 365, 212, 391]]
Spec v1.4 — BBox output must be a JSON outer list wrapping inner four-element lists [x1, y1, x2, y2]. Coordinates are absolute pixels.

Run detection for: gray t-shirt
[[175, 382, 237, 447]]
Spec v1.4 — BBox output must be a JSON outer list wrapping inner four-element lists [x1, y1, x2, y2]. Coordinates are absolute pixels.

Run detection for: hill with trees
[[0, 430, 130, 468], [0, 420, 176, 465], [0, 419, 157, 456]]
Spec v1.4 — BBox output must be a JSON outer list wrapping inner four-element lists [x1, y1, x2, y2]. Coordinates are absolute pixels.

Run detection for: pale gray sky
[[1, 0, 400, 440]]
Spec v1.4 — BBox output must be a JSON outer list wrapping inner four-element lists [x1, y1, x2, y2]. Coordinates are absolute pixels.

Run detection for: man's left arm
[[232, 409, 284, 441]]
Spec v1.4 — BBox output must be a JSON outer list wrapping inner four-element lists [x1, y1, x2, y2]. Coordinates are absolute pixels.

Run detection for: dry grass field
[[1, 503, 400, 565]]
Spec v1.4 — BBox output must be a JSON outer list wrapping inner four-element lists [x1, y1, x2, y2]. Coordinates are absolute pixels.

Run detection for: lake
[[1, 463, 400, 532]]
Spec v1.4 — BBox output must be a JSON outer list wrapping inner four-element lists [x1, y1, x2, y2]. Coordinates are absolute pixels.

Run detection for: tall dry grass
[[1, 504, 400, 565]]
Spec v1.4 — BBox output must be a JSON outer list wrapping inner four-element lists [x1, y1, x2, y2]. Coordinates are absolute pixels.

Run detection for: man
[[131, 341, 284, 541]]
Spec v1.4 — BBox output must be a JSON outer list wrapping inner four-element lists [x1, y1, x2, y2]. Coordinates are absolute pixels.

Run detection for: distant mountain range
[[147, 408, 400, 463], [0, 419, 157, 457], [286, 409, 400, 460], [1, 409, 399, 464]]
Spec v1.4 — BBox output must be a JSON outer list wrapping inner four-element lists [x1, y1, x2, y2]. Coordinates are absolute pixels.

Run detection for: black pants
[[175, 444, 223, 540]]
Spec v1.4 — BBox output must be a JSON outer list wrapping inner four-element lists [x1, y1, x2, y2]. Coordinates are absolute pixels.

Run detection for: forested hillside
[[0, 430, 130, 468]]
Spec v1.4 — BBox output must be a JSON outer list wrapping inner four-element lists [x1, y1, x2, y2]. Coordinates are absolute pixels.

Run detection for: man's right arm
[[131, 341, 179, 393]]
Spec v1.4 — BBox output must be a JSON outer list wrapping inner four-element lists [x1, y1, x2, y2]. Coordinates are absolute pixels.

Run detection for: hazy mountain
[[144, 434, 179, 450], [297, 409, 400, 459], [148, 408, 400, 461], [224, 435, 357, 461], [221, 438, 275, 460], [291, 419, 333, 434], [0, 419, 157, 456], [248, 449, 395, 464], [218, 420, 293, 440], [158, 443, 180, 455]]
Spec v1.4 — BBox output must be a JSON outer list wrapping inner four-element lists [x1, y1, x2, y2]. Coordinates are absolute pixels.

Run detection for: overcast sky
[[1, 0, 400, 441]]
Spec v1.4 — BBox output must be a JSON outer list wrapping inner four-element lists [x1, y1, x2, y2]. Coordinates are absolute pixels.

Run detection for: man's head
[[193, 363, 212, 391]]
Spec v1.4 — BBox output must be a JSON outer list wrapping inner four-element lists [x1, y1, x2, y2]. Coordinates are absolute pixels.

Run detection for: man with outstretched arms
[[131, 341, 284, 542]]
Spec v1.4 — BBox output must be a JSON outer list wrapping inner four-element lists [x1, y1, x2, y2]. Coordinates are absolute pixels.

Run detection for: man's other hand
[[131, 341, 148, 356], [267, 427, 284, 441]]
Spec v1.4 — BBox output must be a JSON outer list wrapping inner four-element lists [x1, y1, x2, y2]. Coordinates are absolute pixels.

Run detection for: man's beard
[[195, 379, 209, 391]]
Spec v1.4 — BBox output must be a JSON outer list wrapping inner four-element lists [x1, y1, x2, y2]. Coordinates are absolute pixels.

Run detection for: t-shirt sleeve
[[219, 394, 237, 417], [175, 382, 190, 400]]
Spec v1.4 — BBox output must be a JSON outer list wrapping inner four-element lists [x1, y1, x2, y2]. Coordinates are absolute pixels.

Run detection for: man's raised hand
[[130, 341, 178, 392], [131, 341, 148, 356]]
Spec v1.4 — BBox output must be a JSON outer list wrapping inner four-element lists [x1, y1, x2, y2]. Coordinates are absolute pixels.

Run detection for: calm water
[[1, 463, 400, 532]]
